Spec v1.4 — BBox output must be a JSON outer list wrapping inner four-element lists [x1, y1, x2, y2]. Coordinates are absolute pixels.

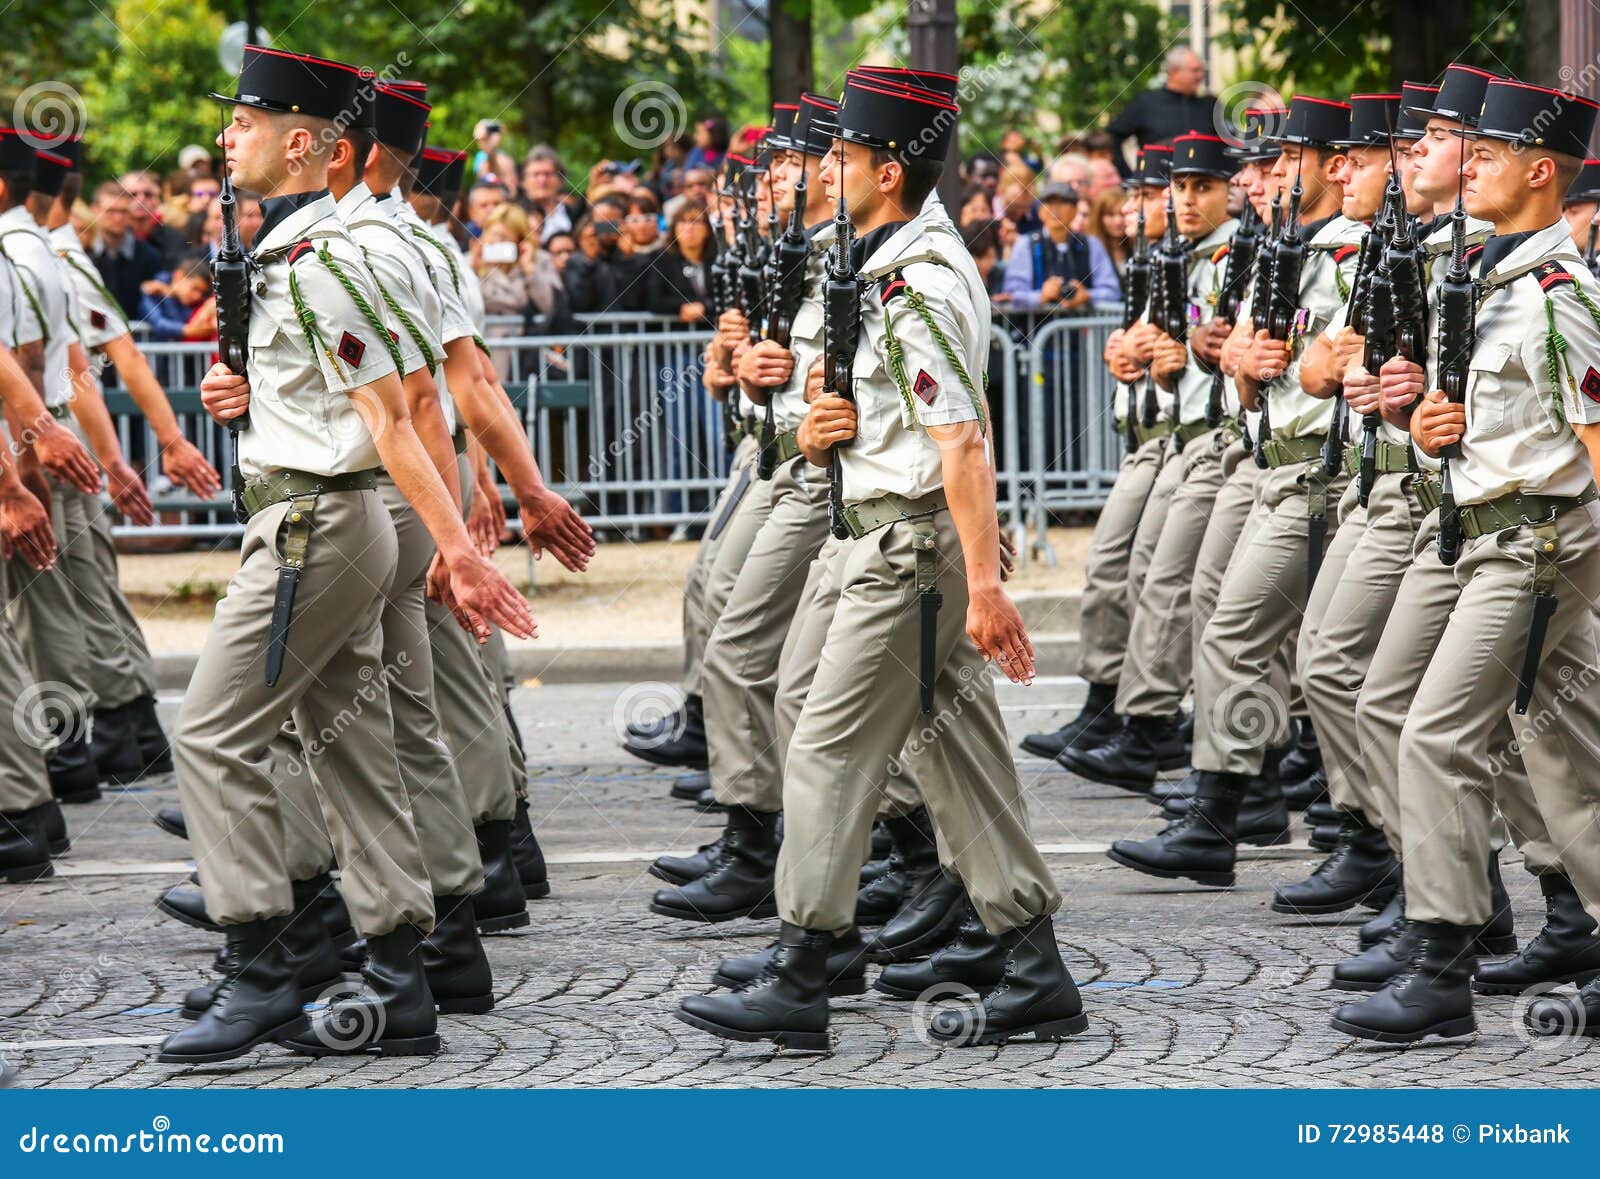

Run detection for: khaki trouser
[[482, 626, 527, 801], [1192, 458, 1347, 776], [1401, 501, 1600, 927], [682, 434, 761, 699], [703, 456, 832, 811], [1117, 427, 1232, 718], [424, 454, 519, 826], [1078, 435, 1167, 686], [1301, 474, 1422, 818], [775, 532, 926, 822], [0, 571, 51, 813], [777, 510, 1060, 936], [172, 489, 433, 936], [1126, 442, 1184, 606], [268, 727, 337, 883], [1353, 510, 1549, 868], [79, 478, 157, 705]]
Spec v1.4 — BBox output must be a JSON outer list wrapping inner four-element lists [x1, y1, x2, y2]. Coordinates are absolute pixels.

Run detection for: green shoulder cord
[[1333, 252, 1352, 302], [412, 227, 464, 298], [317, 245, 408, 375], [473, 335, 491, 357], [287, 267, 344, 381], [878, 284, 988, 435], [0, 242, 50, 349], [60, 251, 129, 331], [357, 246, 438, 374], [1544, 296, 1570, 421]]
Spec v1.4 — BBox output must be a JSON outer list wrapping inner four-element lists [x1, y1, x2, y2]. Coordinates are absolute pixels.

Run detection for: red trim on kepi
[[851, 65, 960, 101], [374, 83, 431, 156], [1462, 78, 1599, 160], [209, 44, 372, 124], [414, 147, 467, 199], [837, 70, 960, 162], [1171, 132, 1240, 179]]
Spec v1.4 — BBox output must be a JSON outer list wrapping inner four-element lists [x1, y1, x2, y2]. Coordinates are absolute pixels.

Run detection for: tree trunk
[[767, 0, 814, 110], [908, 0, 960, 210], [1522, 0, 1562, 88], [1388, 1, 1472, 89]]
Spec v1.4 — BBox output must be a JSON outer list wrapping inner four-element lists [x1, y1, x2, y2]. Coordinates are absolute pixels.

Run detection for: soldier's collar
[[255, 189, 334, 253], [0, 204, 41, 233], [333, 181, 376, 221], [853, 218, 911, 271], [1190, 217, 1237, 252], [1479, 220, 1582, 288]]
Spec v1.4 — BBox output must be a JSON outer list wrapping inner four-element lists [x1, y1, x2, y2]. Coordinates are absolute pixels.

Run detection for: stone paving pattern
[[3, 680, 1598, 1088]]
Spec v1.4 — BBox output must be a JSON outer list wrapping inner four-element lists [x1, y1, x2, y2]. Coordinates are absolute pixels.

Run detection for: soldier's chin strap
[[1515, 517, 1560, 715]]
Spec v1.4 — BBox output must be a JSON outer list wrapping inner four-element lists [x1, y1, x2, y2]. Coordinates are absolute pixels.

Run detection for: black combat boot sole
[[927, 1011, 1089, 1046], [285, 1032, 443, 1058], [476, 909, 531, 935], [52, 786, 102, 805], [622, 742, 709, 771], [872, 976, 995, 1001], [181, 974, 351, 1021], [865, 905, 969, 964], [1328, 973, 1393, 992], [672, 1007, 830, 1053], [155, 897, 222, 933], [435, 993, 496, 1015], [1239, 826, 1292, 848], [1019, 734, 1070, 759], [649, 898, 779, 923], [1105, 846, 1235, 887], [1476, 967, 1600, 996], [522, 879, 552, 901], [2, 860, 54, 884], [711, 969, 867, 998], [1271, 882, 1398, 916], [669, 778, 709, 801], [157, 1012, 311, 1064], [693, 797, 727, 814], [1329, 1014, 1476, 1044], [153, 813, 187, 840], [1055, 752, 1156, 794]]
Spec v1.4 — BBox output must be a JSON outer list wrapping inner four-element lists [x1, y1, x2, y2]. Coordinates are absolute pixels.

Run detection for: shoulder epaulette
[[1465, 243, 1485, 264], [879, 271, 907, 304], [1332, 244, 1360, 264], [287, 239, 316, 265], [1536, 259, 1575, 290], [1210, 244, 1229, 265]]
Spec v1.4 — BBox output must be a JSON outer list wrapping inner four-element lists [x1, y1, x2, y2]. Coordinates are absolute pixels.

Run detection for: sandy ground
[[118, 526, 1094, 651]]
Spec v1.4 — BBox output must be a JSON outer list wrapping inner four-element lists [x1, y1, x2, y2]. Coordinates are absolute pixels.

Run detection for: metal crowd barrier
[[103, 310, 1124, 563]]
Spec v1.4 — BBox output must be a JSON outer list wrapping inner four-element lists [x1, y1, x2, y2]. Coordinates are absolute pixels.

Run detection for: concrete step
[[1014, 590, 1081, 635]]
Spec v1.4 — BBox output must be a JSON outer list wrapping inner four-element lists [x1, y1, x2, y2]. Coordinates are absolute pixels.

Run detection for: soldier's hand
[[799, 395, 856, 449], [1329, 326, 1364, 375], [1103, 329, 1126, 367], [1219, 325, 1249, 377], [1191, 318, 1230, 368], [703, 359, 737, 394], [1039, 275, 1065, 304], [200, 362, 251, 424], [1342, 363, 1382, 415], [1151, 335, 1188, 382], [32, 420, 100, 495], [1411, 389, 1465, 457], [967, 585, 1035, 685], [1123, 323, 1159, 363], [716, 309, 749, 352], [1107, 349, 1145, 385], [467, 485, 501, 555], [444, 549, 537, 642], [161, 437, 222, 500], [737, 340, 795, 389], [803, 356, 825, 404], [518, 485, 595, 572], [1379, 355, 1426, 415], [1246, 330, 1292, 383], [0, 482, 56, 571], [105, 459, 153, 527]]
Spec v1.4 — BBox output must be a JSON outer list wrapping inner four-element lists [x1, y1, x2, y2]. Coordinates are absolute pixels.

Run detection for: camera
[[481, 241, 519, 264]]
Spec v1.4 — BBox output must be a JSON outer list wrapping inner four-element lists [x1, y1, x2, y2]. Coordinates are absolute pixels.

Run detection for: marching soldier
[[157, 46, 534, 1065]]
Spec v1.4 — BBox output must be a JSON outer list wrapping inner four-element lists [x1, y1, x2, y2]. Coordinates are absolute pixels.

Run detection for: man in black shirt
[[1107, 48, 1217, 177]]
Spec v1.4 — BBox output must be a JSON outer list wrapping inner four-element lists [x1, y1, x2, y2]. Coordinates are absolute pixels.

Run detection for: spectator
[[1105, 47, 1216, 177], [1002, 181, 1121, 310], [161, 170, 193, 231], [192, 193, 262, 261], [586, 159, 642, 198], [472, 204, 568, 376], [1070, 198, 1091, 237], [1001, 129, 1043, 174], [625, 191, 664, 256], [647, 201, 716, 324], [1047, 152, 1092, 193], [960, 183, 995, 227], [187, 175, 220, 217], [997, 166, 1041, 237], [1087, 187, 1132, 278], [962, 219, 1007, 300], [664, 166, 714, 221], [965, 154, 1002, 198], [87, 181, 165, 319], [471, 119, 519, 194], [177, 144, 214, 180], [1085, 157, 1122, 198], [521, 145, 581, 242], [545, 231, 577, 278], [653, 132, 693, 199], [564, 197, 649, 313], [685, 116, 729, 172], [466, 179, 510, 237], [119, 169, 188, 266], [137, 255, 215, 341]]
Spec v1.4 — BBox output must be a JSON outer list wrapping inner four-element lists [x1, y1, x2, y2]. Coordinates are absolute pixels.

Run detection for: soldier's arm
[[1298, 332, 1343, 398], [0, 426, 55, 570], [0, 344, 97, 492], [66, 342, 153, 525], [403, 365, 462, 512], [99, 333, 221, 498]]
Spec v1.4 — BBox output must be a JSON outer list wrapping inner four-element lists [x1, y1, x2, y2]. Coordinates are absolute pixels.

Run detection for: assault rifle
[[1205, 203, 1260, 428]]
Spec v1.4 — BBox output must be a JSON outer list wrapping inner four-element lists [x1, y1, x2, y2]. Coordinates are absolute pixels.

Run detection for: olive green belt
[[239, 468, 380, 520], [1117, 418, 1173, 447], [767, 427, 801, 466], [838, 490, 948, 540], [1458, 484, 1599, 541], [728, 414, 761, 445], [452, 427, 468, 455], [1414, 472, 1442, 514], [1173, 421, 1216, 447], [1343, 438, 1413, 478], [1259, 433, 1327, 469]]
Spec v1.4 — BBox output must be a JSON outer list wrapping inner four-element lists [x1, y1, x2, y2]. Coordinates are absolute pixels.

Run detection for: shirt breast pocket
[[790, 301, 823, 345], [1465, 341, 1513, 432], [246, 312, 281, 402]]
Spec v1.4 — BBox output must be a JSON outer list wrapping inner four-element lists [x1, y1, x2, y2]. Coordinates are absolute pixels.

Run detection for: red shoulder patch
[[1465, 243, 1485, 261], [287, 239, 316, 265], [1210, 243, 1229, 265], [913, 369, 938, 404], [879, 277, 907, 304], [1583, 367, 1600, 403], [1333, 244, 1360, 264], [1537, 260, 1576, 290], [88, 309, 106, 329], [336, 331, 366, 367]]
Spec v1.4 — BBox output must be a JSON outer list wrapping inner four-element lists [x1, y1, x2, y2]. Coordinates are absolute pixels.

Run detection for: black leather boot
[[1107, 772, 1244, 886], [676, 921, 831, 1052], [473, 820, 531, 933], [925, 914, 1088, 1045], [1234, 764, 1291, 847], [40, 799, 68, 856], [1333, 919, 1419, 991], [285, 924, 441, 1056], [158, 917, 310, 1063], [875, 908, 1005, 1000], [694, 786, 725, 813], [864, 871, 969, 963], [870, 822, 892, 861], [650, 834, 727, 886], [153, 805, 187, 841], [1308, 820, 1340, 853], [1057, 712, 1186, 793], [714, 926, 868, 997], [669, 770, 709, 801], [860, 857, 891, 884], [625, 693, 698, 743], [156, 877, 221, 932], [1150, 770, 1199, 806], [1360, 878, 1405, 948], [1278, 719, 1322, 787], [1478, 855, 1517, 955], [128, 693, 173, 777], [650, 806, 778, 922], [509, 798, 549, 900], [1331, 921, 1478, 1043], [182, 874, 348, 1019], [1476, 872, 1600, 995], [1524, 975, 1600, 1038], [1019, 682, 1119, 759], [623, 694, 707, 769], [1283, 766, 1328, 812], [47, 718, 100, 804], [1271, 812, 1398, 915], [421, 893, 495, 1014], [0, 804, 54, 883], [854, 807, 940, 928], [91, 704, 143, 786]]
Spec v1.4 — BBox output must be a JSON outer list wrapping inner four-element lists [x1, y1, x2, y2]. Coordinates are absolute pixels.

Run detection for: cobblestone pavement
[[3, 679, 1597, 1089]]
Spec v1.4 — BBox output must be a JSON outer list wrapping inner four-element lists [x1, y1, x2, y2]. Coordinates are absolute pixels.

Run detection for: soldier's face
[[1338, 145, 1389, 221], [1137, 186, 1166, 238], [1564, 200, 1599, 245], [1411, 119, 1468, 207], [219, 106, 274, 191], [1173, 174, 1228, 237], [1463, 140, 1552, 224], [820, 139, 881, 221], [1393, 140, 1429, 214]]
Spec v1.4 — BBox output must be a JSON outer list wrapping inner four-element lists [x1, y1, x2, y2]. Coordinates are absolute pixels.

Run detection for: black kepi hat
[[1403, 63, 1495, 128], [1395, 83, 1439, 139], [1171, 132, 1239, 179], [1566, 159, 1600, 204], [1462, 78, 1599, 160], [850, 66, 960, 102], [32, 148, 70, 197], [767, 104, 799, 150], [208, 45, 371, 125], [1332, 94, 1401, 147], [0, 128, 38, 178], [414, 147, 466, 200], [374, 83, 431, 156], [1122, 143, 1173, 188], [837, 69, 959, 162], [1268, 96, 1351, 148], [1226, 107, 1286, 161]]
